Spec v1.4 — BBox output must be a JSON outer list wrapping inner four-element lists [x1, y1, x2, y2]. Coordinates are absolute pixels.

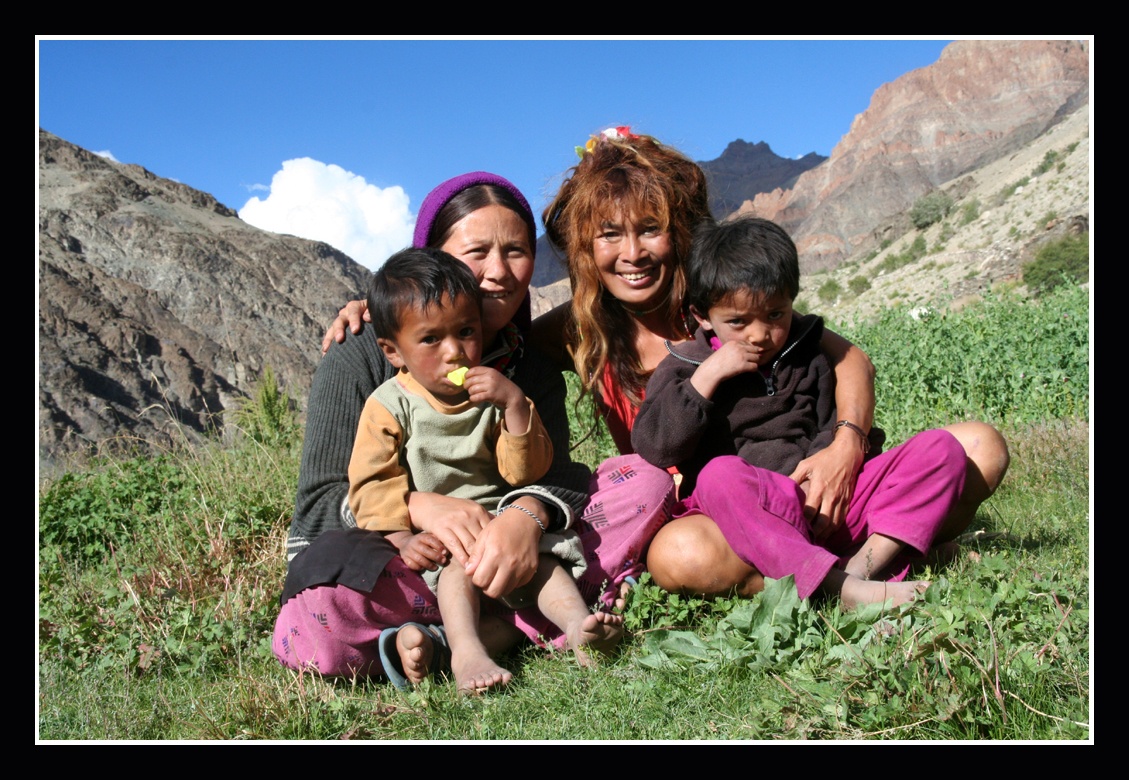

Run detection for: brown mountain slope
[[742, 40, 1089, 272], [39, 130, 372, 469]]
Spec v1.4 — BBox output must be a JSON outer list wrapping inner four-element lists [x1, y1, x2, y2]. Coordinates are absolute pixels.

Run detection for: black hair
[[427, 184, 537, 254], [686, 216, 800, 314], [368, 246, 484, 341]]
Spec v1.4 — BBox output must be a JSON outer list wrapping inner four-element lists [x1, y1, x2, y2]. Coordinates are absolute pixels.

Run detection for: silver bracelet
[[834, 420, 870, 454], [497, 504, 546, 534]]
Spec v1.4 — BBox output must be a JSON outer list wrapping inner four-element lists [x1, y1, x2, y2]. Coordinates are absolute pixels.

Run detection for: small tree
[[910, 191, 954, 229]]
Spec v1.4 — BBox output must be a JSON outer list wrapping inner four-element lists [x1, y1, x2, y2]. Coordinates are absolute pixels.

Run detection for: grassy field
[[38, 286, 1091, 740]]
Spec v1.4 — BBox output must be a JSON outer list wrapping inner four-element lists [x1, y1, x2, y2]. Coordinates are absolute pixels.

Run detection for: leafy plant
[[39, 455, 188, 565], [848, 276, 871, 297], [833, 284, 1089, 443], [1033, 149, 1060, 176], [910, 192, 953, 229], [229, 364, 298, 446], [1024, 234, 1089, 295], [818, 279, 843, 303], [960, 198, 981, 226]]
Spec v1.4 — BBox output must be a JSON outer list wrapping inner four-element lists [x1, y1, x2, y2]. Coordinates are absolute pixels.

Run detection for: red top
[[600, 366, 642, 455]]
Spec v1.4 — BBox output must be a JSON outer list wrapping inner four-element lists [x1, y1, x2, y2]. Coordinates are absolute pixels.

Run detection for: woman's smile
[[593, 213, 675, 309]]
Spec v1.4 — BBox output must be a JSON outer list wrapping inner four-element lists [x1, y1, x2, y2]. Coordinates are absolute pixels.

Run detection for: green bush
[[848, 275, 871, 296], [878, 234, 928, 275], [910, 191, 953, 229], [817, 279, 843, 303], [1033, 149, 1060, 176], [959, 198, 981, 226], [1024, 233, 1090, 295], [39, 456, 188, 564], [996, 177, 1030, 206]]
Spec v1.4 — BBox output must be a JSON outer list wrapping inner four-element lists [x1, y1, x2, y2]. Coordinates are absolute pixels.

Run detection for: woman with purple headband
[[274, 172, 672, 692]]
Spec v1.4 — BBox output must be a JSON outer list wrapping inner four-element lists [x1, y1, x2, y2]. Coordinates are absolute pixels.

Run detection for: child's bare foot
[[395, 624, 434, 686], [840, 577, 930, 610], [565, 611, 624, 667], [451, 649, 513, 695], [379, 623, 449, 691]]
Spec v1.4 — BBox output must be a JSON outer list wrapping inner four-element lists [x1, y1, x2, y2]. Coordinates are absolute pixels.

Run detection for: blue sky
[[37, 38, 953, 270]]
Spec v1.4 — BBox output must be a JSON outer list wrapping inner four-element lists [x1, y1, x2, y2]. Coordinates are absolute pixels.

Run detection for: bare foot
[[451, 649, 513, 695], [565, 612, 624, 667], [841, 577, 930, 610], [395, 625, 434, 686]]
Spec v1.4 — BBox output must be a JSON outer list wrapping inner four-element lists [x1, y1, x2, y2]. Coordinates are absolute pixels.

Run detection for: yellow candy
[[447, 367, 469, 386]]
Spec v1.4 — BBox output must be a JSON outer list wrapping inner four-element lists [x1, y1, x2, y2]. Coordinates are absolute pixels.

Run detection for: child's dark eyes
[[459, 327, 477, 338]]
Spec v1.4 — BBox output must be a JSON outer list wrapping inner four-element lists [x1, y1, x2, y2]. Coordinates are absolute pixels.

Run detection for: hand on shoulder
[[322, 299, 371, 354]]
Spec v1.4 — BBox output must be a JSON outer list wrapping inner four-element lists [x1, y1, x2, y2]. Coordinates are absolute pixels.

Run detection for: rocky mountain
[[741, 40, 1090, 272], [698, 140, 826, 219], [799, 102, 1089, 324], [39, 130, 372, 470]]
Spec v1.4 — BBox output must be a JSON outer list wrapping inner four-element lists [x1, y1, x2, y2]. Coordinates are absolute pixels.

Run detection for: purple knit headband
[[412, 171, 534, 249]]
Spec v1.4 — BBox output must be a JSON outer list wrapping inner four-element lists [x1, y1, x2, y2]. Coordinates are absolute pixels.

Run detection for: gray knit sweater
[[286, 325, 591, 565]]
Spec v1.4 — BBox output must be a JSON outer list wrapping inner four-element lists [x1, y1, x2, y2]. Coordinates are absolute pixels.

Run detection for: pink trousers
[[273, 455, 674, 676], [674, 429, 967, 600]]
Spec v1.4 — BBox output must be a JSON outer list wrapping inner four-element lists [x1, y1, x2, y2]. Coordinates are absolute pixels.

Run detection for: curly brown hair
[[542, 132, 713, 406]]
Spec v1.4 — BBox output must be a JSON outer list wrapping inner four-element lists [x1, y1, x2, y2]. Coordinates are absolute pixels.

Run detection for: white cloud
[[239, 158, 415, 271], [93, 150, 119, 163]]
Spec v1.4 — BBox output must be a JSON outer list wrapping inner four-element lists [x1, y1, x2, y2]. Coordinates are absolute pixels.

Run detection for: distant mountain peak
[[698, 140, 827, 218]]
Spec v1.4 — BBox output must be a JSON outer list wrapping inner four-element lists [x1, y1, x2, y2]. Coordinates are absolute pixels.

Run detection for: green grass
[[39, 287, 1091, 740]]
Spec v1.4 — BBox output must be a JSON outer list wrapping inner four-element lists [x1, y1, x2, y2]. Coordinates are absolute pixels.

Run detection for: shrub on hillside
[[817, 279, 843, 303], [848, 275, 871, 297], [1033, 149, 1060, 176], [960, 197, 981, 226], [910, 191, 953, 229], [1024, 233, 1090, 295], [878, 235, 928, 275]]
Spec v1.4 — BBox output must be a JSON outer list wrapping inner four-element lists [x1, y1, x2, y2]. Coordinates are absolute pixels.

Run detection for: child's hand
[[463, 367, 532, 435], [392, 532, 450, 572], [691, 341, 762, 399], [462, 367, 525, 410]]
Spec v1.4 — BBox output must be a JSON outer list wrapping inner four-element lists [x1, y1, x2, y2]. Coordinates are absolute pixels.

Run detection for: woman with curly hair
[[533, 128, 1008, 597]]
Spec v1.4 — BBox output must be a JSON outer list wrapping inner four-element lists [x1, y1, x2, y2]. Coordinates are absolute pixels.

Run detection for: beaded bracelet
[[834, 420, 871, 454], [497, 504, 546, 534]]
